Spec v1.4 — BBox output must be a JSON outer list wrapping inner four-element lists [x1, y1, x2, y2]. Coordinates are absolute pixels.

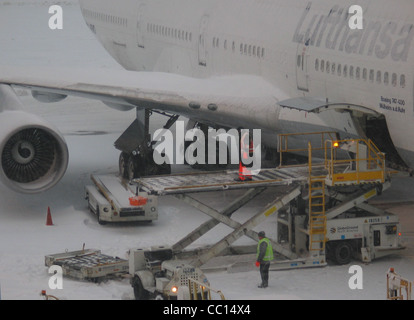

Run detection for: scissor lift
[[132, 132, 404, 271]]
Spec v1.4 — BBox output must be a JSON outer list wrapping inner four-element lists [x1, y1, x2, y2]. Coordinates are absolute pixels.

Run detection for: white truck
[[325, 210, 403, 265], [85, 175, 158, 224], [277, 183, 405, 267], [128, 246, 210, 300]]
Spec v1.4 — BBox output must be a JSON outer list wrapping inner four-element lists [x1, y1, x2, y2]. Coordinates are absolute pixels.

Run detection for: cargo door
[[296, 39, 310, 92], [198, 15, 209, 66], [136, 3, 146, 48]]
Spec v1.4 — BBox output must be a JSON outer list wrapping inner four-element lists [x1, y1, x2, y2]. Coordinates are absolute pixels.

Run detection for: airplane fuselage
[[79, 0, 414, 168]]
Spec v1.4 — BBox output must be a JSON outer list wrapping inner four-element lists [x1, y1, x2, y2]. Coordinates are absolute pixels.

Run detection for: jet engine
[[0, 110, 69, 194]]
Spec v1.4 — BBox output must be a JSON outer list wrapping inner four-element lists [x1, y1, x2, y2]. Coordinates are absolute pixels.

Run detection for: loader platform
[[129, 132, 403, 271]]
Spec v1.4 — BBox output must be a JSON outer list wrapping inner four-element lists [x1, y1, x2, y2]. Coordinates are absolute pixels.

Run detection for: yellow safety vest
[[257, 238, 274, 262]]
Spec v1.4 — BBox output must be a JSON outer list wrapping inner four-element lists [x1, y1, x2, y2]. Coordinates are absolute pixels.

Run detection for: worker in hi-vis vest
[[255, 231, 274, 288]]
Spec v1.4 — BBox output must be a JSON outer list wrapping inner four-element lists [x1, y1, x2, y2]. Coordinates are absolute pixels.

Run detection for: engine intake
[[0, 111, 69, 193]]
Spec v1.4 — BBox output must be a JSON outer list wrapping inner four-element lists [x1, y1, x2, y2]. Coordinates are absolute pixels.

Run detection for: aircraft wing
[[0, 66, 286, 129]]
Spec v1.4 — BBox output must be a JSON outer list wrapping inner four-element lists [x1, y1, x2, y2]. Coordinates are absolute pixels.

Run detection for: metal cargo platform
[[134, 166, 323, 195], [45, 249, 129, 281]]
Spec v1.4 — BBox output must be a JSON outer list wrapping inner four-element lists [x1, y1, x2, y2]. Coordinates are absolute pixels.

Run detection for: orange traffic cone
[[46, 207, 53, 226]]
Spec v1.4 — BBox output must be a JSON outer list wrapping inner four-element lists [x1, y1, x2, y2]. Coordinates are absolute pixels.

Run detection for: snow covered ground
[[0, 1, 413, 300]]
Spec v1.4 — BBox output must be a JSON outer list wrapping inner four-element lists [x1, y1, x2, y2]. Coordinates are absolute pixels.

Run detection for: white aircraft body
[[0, 0, 413, 193]]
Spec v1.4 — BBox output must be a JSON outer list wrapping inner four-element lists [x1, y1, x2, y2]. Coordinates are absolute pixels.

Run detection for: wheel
[[119, 152, 130, 178], [127, 156, 138, 180], [332, 242, 353, 265], [132, 276, 149, 300]]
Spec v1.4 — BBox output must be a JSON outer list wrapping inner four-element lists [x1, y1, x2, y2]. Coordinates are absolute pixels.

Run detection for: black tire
[[332, 242, 353, 265], [132, 276, 149, 300], [119, 152, 130, 178], [127, 156, 138, 180]]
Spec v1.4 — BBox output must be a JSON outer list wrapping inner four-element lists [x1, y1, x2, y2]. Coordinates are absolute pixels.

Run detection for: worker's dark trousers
[[260, 261, 270, 286]]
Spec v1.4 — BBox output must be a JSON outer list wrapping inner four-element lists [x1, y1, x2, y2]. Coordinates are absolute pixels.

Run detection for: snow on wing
[[0, 66, 284, 127]]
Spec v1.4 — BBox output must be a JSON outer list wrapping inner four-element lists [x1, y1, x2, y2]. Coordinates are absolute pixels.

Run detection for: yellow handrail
[[387, 268, 412, 300], [277, 132, 386, 185], [278, 131, 339, 167], [324, 139, 385, 185]]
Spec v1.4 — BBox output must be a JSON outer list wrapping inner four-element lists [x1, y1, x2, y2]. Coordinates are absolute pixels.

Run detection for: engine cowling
[[0, 111, 69, 194]]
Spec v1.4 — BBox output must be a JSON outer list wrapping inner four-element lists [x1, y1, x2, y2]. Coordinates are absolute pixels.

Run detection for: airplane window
[[349, 66, 354, 78], [240, 44, 243, 54], [315, 59, 319, 71], [356, 67, 360, 80], [400, 74, 406, 88], [224, 40, 227, 50], [249, 45, 252, 56], [326, 61, 330, 73], [253, 46, 256, 56], [189, 33, 192, 42], [244, 44, 247, 55], [392, 73, 397, 87], [343, 65, 348, 77], [320, 60, 325, 72], [369, 69, 374, 82], [257, 46, 261, 57], [363, 68, 367, 81], [232, 41, 235, 52], [332, 63, 336, 74], [261, 48, 265, 58], [384, 72, 389, 85], [337, 64, 341, 76], [376, 71, 382, 84]]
